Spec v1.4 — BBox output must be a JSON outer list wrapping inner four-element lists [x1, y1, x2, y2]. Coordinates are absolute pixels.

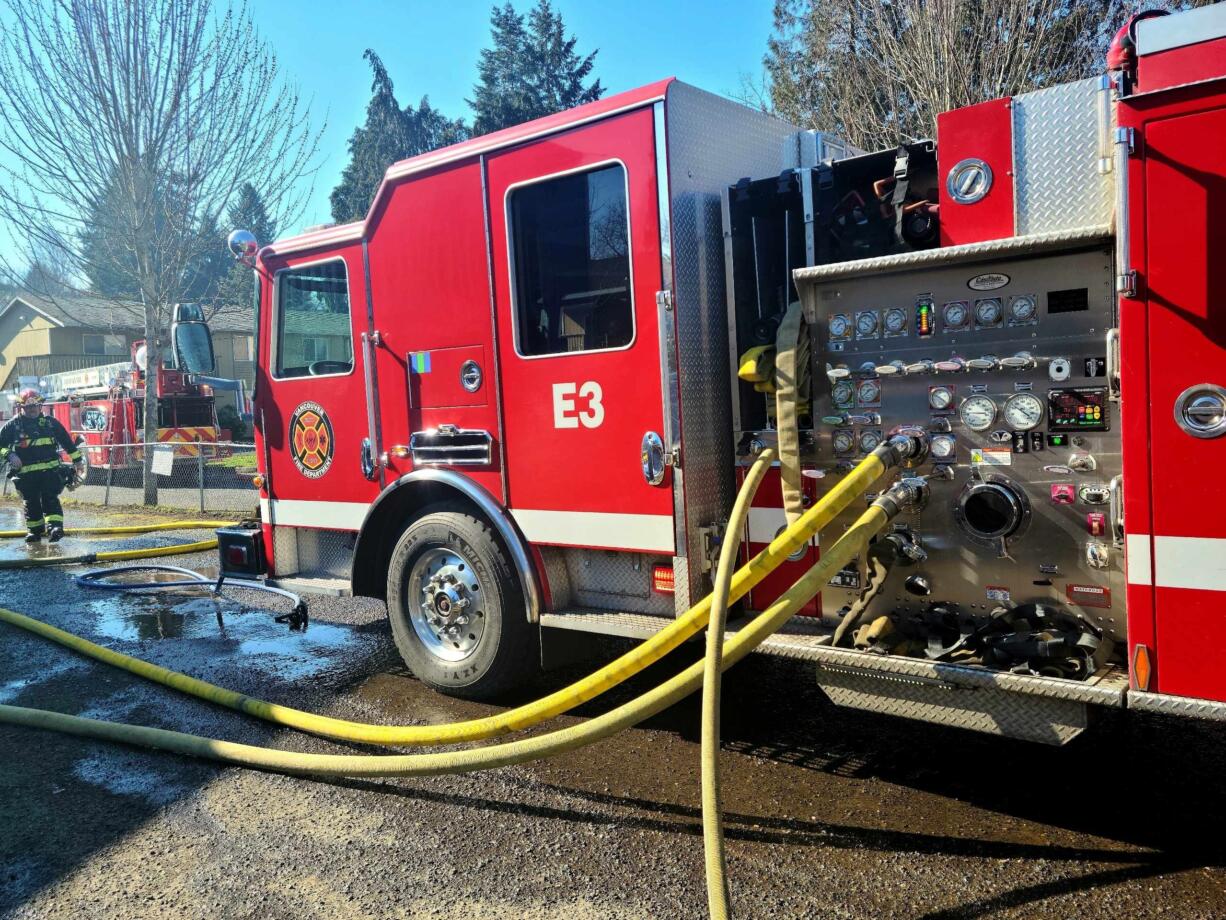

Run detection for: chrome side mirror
[[227, 229, 259, 266]]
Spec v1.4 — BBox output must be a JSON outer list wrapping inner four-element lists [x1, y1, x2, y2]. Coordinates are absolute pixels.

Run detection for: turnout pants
[[14, 468, 63, 535]]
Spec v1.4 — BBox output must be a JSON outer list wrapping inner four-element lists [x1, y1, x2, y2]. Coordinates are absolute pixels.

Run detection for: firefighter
[[0, 389, 84, 543]]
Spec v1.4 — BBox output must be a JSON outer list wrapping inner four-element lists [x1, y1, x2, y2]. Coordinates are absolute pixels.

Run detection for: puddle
[[87, 592, 374, 682], [71, 751, 189, 806], [0, 660, 86, 703]]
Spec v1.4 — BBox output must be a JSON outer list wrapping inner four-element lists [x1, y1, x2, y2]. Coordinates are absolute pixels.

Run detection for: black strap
[[814, 163, 835, 264], [891, 147, 910, 247]]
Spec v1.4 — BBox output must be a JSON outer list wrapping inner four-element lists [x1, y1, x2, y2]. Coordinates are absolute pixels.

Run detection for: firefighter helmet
[[16, 388, 43, 406]]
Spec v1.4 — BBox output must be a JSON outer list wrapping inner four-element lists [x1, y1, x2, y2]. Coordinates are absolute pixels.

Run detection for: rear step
[[265, 575, 351, 597], [542, 608, 1129, 745]]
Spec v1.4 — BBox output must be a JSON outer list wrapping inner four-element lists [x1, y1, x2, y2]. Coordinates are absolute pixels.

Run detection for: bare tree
[[763, 0, 1212, 151], [0, 0, 321, 502]]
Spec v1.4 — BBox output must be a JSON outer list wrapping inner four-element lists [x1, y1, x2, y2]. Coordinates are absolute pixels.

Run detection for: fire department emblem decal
[[289, 401, 334, 479]]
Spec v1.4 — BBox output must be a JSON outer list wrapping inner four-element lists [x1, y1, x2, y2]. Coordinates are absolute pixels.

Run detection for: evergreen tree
[[469, 0, 603, 136], [212, 183, 278, 313], [330, 50, 469, 224]]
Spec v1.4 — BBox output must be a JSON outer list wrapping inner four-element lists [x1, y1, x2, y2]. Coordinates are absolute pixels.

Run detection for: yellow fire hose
[[702, 448, 772, 920], [0, 496, 894, 777], [0, 521, 236, 539], [0, 539, 221, 569], [0, 445, 900, 746]]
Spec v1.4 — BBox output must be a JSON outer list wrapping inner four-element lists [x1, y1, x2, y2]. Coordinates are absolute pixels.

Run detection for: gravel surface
[[1, 504, 1225, 919]]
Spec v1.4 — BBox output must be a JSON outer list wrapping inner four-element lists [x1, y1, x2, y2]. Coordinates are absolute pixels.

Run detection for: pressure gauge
[[832, 429, 855, 454], [929, 385, 955, 410], [855, 310, 879, 337], [930, 434, 957, 461], [829, 314, 851, 340], [856, 378, 881, 405], [1009, 295, 1037, 324], [884, 307, 907, 334], [975, 298, 1003, 327], [831, 380, 856, 408], [942, 301, 969, 329], [1004, 392, 1045, 431], [959, 394, 998, 432], [857, 429, 883, 453]]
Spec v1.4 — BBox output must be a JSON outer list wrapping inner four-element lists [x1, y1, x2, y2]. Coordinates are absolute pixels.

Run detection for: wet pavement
[[2, 504, 1226, 919]]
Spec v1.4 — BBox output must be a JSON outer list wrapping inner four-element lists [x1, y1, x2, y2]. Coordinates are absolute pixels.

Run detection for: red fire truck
[[225, 4, 1226, 744], [25, 306, 234, 477]]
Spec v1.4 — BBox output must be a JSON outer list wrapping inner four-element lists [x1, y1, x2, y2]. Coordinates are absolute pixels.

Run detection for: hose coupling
[[873, 477, 931, 518], [881, 429, 930, 468]]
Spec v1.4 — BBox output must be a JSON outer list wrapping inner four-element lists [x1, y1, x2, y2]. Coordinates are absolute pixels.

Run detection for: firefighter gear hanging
[[0, 389, 83, 543]]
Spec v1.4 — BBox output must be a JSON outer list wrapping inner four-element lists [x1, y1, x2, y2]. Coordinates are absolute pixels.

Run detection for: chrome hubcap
[[407, 547, 485, 662]]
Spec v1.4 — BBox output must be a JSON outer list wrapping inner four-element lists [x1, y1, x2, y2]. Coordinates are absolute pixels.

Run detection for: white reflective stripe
[[746, 506, 818, 547], [264, 499, 368, 530], [1136, 3, 1226, 56], [1153, 536, 1226, 593], [1126, 533, 1152, 586], [511, 509, 674, 553]]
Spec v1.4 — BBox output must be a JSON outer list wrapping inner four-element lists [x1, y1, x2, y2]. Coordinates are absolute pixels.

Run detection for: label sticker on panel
[[1066, 583, 1112, 609], [986, 585, 1011, 603], [971, 448, 1012, 466]]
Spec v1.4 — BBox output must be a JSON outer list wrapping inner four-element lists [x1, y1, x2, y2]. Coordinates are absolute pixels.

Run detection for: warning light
[[652, 564, 675, 594], [252, 474, 265, 490], [915, 297, 934, 337]]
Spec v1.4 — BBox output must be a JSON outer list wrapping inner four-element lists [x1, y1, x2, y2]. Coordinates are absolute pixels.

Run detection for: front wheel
[[386, 506, 537, 699]]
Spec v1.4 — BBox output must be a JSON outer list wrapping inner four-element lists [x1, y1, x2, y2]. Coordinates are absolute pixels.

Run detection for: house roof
[[2, 292, 254, 335]]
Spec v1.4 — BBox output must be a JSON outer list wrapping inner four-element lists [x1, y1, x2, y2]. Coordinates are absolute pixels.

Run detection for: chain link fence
[[2, 441, 260, 515]]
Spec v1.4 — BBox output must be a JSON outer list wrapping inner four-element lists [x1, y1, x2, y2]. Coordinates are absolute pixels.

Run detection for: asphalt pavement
[[1, 503, 1225, 919]]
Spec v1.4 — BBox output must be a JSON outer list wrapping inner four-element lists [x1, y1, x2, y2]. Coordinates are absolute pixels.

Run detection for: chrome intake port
[[954, 476, 1030, 547]]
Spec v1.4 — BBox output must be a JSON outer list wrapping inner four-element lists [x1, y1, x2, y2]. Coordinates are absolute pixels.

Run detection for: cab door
[[486, 108, 674, 554]]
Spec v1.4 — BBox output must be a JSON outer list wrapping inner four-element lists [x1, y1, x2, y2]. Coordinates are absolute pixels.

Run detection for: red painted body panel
[[936, 97, 1015, 246], [739, 466, 820, 618], [365, 158, 506, 502], [1138, 37, 1226, 94], [485, 108, 673, 548], [1123, 78, 1226, 700]]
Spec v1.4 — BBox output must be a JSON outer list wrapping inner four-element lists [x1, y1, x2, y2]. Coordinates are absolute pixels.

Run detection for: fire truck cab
[[240, 3, 1226, 743]]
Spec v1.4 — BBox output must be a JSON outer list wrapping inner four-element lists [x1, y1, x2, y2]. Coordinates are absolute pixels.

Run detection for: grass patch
[[206, 451, 257, 470]]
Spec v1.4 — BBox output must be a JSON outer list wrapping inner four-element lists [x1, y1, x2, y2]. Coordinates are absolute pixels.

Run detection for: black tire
[[386, 505, 537, 699]]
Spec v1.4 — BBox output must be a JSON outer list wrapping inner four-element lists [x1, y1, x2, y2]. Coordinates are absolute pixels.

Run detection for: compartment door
[[486, 108, 674, 553], [1144, 105, 1226, 699]]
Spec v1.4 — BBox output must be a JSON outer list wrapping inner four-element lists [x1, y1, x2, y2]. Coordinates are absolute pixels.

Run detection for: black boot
[[47, 526, 64, 543], [24, 531, 42, 544]]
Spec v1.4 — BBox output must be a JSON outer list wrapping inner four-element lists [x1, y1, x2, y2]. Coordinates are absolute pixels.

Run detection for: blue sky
[[252, 0, 777, 234]]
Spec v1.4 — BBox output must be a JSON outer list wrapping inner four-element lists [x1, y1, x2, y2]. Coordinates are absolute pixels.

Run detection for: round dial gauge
[[831, 380, 855, 407], [942, 301, 969, 329], [832, 430, 855, 454], [829, 314, 851, 339], [1009, 295, 1037, 323], [856, 311, 879, 336], [975, 298, 1003, 326], [884, 307, 907, 333], [931, 434, 957, 460], [856, 378, 881, 404], [959, 394, 998, 432], [929, 385, 955, 410], [857, 429, 882, 453], [1004, 392, 1045, 431]]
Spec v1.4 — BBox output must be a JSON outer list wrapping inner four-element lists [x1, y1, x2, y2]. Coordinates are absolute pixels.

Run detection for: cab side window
[[274, 259, 354, 378], [509, 163, 633, 357]]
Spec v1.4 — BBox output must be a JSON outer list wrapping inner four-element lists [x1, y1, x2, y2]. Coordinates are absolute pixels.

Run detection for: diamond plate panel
[[1128, 689, 1226, 721], [1014, 78, 1114, 235], [561, 548, 672, 616], [665, 82, 800, 613], [793, 223, 1111, 290], [816, 665, 1088, 745], [272, 526, 354, 580]]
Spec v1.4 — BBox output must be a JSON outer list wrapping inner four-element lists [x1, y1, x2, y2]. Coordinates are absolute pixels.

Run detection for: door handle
[[1174, 383, 1226, 439], [641, 431, 666, 485]]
